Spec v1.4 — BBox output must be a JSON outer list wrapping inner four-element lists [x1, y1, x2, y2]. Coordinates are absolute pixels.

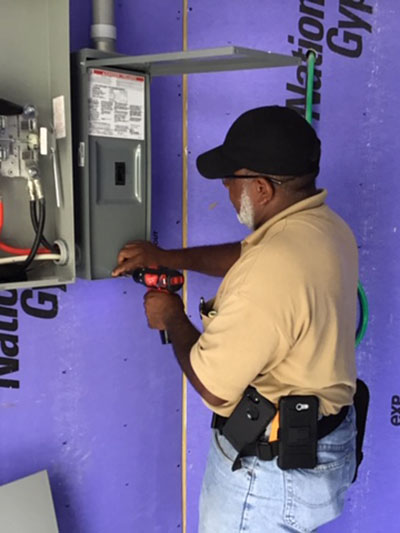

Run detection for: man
[[112, 106, 358, 532]]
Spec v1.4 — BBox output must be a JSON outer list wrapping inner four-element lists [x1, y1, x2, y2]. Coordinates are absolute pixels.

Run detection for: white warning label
[[88, 69, 145, 140]]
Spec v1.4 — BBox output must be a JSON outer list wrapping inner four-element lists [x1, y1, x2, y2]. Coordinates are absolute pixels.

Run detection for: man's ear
[[253, 177, 274, 205]]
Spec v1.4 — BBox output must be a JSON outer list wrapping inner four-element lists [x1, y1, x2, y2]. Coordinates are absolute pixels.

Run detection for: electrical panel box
[[71, 49, 151, 280], [0, 0, 75, 290]]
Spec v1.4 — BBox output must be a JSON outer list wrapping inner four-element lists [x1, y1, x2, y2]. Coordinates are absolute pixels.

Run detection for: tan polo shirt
[[190, 189, 358, 417]]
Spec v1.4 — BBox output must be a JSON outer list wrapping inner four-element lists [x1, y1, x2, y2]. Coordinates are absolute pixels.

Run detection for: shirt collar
[[242, 189, 328, 247]]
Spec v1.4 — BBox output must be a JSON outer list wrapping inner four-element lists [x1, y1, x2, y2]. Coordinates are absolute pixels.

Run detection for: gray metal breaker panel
[[71, 49, 151, 280]]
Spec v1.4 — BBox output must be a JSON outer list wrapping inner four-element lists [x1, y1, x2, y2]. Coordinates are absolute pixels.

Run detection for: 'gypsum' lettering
[[327, 0, 373, 58], [20, 290, 59, 319], [391, 395, 400, 427], [286, 0, 373, 120]]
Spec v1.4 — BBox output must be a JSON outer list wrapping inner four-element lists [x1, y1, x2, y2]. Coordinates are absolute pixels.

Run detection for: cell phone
[[222, 386, 276, 452], [278, 395, 319, 470]]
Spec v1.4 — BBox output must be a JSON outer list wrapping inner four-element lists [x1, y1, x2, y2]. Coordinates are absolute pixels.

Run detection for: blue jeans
[[199, 406, 357, 533]]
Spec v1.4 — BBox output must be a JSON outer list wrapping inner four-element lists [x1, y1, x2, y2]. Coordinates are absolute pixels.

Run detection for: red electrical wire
[[0, 201, 50, 255]]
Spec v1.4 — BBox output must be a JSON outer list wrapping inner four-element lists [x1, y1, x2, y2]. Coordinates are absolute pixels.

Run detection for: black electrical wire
[[30, 200, 58, 253], [16, 198, 46, 272]]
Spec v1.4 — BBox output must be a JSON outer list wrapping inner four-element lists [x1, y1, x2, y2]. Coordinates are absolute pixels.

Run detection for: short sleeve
[[190, 290, 291, 403]]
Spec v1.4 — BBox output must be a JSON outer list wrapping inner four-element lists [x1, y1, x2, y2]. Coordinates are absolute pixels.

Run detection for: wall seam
[[181, 0, 189, 532]]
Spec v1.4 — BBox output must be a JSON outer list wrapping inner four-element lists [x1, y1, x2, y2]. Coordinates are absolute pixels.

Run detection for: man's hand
[[112, 241, 166, 277], [144, 291, 226, 407], [144, 291, 185, 331]]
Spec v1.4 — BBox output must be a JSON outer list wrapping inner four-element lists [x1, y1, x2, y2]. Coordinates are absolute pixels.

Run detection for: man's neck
[[254, 189, 319, 230]]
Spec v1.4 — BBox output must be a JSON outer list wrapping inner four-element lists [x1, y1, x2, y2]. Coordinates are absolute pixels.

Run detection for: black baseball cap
[[196, 106, 321, 178]]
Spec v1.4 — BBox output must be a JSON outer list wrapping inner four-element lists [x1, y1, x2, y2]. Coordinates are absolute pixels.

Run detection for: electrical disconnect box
[[0, 0, 74, 290]]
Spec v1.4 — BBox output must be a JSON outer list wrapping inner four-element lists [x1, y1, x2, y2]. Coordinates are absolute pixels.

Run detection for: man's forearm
[[166, 313, 226, 406], [161, 242, 241, 277]]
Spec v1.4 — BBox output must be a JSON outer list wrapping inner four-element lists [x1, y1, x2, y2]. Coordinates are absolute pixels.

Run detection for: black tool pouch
[[217, 386, 276, 471], [352, 379, 369, 482], [278, 395, 319, 470]]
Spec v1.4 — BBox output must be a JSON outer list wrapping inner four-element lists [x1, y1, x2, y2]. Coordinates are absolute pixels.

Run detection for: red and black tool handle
[[132, 266, 184, 344]]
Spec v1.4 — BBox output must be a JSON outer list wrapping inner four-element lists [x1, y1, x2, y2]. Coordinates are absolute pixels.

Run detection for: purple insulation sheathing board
[[186, 1, 400, 533], [0, 1, 183, 532], [1, 1, 400, 533]]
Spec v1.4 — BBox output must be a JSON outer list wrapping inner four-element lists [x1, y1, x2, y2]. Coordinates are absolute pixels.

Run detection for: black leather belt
[[212, 405, 349, 462]]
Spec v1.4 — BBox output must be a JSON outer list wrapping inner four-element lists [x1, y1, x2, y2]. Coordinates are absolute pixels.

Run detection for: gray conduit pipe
[[91, 0, 117, 52]]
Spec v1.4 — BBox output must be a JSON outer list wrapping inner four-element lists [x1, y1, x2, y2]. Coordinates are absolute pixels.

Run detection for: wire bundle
[[0, 177, 60, 281]]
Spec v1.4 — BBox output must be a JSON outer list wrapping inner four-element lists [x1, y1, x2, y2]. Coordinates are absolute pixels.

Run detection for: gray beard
[[236, 186, 255, 230]]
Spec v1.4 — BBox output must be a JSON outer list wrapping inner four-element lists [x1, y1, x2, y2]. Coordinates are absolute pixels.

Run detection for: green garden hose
[[305, 50, 369, 347], [356, 281, 369, 347], [305, 51, 316, 124]]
